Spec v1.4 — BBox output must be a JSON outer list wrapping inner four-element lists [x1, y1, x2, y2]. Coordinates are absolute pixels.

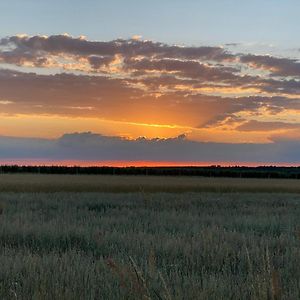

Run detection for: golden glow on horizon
[[0, 113, 191, 139], [0, 113, 291, 143], [0, 159, 298, 167]]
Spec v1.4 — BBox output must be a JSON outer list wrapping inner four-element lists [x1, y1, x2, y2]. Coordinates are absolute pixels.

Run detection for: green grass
[[0, 190, 300, 299]]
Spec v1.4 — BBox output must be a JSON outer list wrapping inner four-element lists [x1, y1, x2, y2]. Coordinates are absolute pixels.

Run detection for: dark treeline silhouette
[[1, 165, 300, 179]]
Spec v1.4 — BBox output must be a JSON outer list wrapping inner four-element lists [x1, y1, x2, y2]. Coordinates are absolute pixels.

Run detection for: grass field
[[1, 173, 300, 193], [0, 175, 300, 299]]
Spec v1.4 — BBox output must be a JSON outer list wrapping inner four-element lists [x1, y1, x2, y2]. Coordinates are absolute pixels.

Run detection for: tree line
[[0, 165, 300, 179]]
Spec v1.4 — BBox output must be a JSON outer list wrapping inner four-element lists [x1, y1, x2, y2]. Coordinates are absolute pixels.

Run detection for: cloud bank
[[0, 132, 299, 165]]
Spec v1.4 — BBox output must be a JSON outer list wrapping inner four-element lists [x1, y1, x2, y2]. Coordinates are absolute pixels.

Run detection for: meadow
[[0, 174, 300, 299]]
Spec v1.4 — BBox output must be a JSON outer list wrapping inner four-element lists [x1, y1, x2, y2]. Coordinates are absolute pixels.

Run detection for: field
[[1, 173, 300, 193], [0, 175, 300, 299]]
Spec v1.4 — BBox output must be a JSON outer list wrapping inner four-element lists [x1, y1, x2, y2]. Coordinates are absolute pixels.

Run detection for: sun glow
[[0, 113, 192, 140]]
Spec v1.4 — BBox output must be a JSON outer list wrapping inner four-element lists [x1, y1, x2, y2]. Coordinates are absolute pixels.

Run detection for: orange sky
[[0, 34, 299, 165], [1, 159, 298, 167], [0, 113, 278, 143]]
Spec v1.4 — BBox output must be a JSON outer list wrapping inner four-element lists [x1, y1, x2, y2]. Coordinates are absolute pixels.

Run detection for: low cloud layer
[[0, 132, 299, 165]]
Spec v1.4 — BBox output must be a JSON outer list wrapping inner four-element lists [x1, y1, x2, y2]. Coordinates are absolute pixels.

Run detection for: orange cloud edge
[[0, 160, 299, 167]]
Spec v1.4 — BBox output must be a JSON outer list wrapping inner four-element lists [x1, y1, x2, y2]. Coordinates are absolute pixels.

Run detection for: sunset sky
[[0, 0, 299, 165]]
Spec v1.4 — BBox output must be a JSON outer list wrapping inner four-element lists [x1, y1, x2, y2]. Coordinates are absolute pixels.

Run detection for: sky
[[0, 0, 299, 166]]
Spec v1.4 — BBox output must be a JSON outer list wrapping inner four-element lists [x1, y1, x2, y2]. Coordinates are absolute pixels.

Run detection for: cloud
[[0, 68, 299, 134], [0, 69, 239, 127], [240, 54, 300, 77], [1, 34, 299, 97], [0, 34, 232, 69], [123, 57, 239, 82], [0, 34, 300, 143], [236, 120, 300, 132], [0, 131, 299, 164]]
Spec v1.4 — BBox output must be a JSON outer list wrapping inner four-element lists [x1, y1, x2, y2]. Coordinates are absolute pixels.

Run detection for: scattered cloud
[[0, 34, 300, 143]]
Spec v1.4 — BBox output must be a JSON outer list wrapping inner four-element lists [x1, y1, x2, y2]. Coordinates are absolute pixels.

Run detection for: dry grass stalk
[[271, 270, 282, 300], [107, 257, 152, 299], [128, 256, 152, 300], [158, 271, 172, 300], [148, 248, 157, 277], [106, 258, 127, 289]]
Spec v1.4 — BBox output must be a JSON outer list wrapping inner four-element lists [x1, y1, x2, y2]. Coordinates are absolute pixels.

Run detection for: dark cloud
[[1, 35, 300, 98], [123, 58, 239, 82], [0, 34, 232, 66], [0, 47, 49, 67], [259, 78, 300, 95], [87, 55, 116, 69], [0, 131, 299, 164], [236, 120, 300, 132], [240, 54, 300, 77], [201, 95, 300, 128]]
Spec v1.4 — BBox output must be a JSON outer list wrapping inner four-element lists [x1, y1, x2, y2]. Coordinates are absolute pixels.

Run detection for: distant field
[[1, 175, 300, 299], [1, 173, 300, 193], [0, 192, 300, 299]]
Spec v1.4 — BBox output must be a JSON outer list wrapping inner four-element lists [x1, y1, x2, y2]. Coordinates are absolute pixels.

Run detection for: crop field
[[1, 173, 300, 193], [0, 175, 300, 299]]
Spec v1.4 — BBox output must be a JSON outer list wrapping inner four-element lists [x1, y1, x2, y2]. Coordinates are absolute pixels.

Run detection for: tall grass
[[0, 192, 299, 298]]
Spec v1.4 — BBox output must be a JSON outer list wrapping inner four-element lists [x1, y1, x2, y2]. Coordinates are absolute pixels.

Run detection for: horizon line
[[0, 160, 299, 168]]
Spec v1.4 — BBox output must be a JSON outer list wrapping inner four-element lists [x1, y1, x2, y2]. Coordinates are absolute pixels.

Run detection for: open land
[[0, 174, 299, 299]]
